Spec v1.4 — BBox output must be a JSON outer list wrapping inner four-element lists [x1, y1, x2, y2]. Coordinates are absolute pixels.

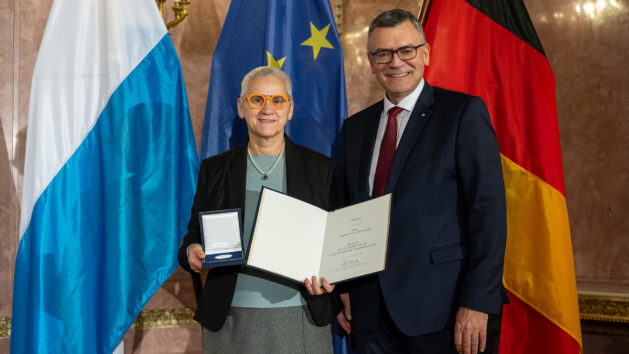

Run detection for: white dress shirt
[[369, 79, 425, 195]]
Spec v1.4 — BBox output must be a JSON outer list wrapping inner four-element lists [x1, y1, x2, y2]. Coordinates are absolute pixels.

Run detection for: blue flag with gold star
[[201, 0, 347, 158]]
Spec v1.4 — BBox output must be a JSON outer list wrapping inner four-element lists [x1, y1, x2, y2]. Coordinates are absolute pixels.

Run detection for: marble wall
[[1, 0, 628, 352], [524, 0, 629, 294]]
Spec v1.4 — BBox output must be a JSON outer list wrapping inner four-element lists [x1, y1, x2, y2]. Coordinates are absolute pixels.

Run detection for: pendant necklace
[[247, 142, 285, 180]]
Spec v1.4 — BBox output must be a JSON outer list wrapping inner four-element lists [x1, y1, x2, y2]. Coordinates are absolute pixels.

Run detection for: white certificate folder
[[198, 209, 244, 268], [247, 187, 391, 284]]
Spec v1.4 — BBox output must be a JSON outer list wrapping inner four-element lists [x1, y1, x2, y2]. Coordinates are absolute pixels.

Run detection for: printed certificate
[[246, 188, 391, 284]]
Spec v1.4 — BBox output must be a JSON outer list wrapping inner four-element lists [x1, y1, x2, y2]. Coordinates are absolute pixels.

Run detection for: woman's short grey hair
[[240, 66, 292, 98], [367, 9, 425, 49]]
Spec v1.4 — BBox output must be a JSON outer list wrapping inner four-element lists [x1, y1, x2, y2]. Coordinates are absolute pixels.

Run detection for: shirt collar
[[383, 78, 425, 114]]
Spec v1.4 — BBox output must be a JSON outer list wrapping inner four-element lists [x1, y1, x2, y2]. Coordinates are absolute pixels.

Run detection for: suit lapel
[[385, 83, 435, 193], [228, 143, 247, 210], [358, 101, 384, 198]]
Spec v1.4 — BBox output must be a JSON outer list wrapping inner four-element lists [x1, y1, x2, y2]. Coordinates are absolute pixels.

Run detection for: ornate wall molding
[[579, 295, 629, 323], [131, 308, 196, 330], [0, 309, 197, 339], [2, 296, 628, 339], [579, 294, 629, 336], [1, 317, 10, 339]]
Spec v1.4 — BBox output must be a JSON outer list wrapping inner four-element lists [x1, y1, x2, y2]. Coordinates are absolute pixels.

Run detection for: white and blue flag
[[11, 0, 199, 352]]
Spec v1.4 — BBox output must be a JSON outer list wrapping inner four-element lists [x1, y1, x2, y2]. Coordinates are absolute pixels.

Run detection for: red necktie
[[373, 106, 403, 197]]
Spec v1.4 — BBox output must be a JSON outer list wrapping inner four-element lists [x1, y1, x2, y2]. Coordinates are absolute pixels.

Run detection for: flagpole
[[418, 0, 433, 27]]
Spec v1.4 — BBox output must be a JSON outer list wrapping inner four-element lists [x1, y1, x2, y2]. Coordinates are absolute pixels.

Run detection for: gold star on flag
[[266, 51, 286, 69], [300, 22, 334, 61]]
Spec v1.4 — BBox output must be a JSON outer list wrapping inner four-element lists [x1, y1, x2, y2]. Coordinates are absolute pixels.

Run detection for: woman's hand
[[187, 243, 206, 273], [304, 276, 335, 295]]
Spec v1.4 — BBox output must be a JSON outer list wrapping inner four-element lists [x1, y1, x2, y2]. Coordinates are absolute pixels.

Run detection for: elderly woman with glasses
[[178, 66, 338, 354]]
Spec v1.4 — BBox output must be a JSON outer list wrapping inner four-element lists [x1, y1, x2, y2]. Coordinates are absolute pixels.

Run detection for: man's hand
[[337, 292, 352, 334], [454, 306, 488, 354], [187, 243, 206, 273]]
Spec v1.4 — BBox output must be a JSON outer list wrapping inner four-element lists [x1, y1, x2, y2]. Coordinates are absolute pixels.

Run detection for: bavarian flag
[[12, 0, 199, 352], [424, 0, 582, 353]]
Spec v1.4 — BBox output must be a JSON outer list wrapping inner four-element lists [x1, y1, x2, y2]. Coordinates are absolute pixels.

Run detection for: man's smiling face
[[368, 20, 430, 104]]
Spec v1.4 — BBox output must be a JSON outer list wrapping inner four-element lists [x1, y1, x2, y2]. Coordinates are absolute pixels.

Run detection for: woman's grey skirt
[[202, 305, 333, 354]]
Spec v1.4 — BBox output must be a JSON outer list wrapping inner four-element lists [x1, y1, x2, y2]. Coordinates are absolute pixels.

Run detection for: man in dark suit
[[178, 66, 338, 353], [333, 9, 506, 354]]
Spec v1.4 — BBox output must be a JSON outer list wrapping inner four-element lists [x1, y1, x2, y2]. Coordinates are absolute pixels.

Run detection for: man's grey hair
[[240, 66, 292, 98], [367, 9, 425, 50]]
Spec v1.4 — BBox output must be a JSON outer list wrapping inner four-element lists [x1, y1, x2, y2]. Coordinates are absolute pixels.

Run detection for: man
[[333, 9, 506, 354], [179, 67, 338, 353]]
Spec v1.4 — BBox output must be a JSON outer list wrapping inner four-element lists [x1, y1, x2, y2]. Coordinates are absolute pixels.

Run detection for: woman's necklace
[[247, 142, 285, 180]]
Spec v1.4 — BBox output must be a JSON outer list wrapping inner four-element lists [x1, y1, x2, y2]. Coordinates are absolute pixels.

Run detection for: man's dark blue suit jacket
[[334, 82, 507, 336]]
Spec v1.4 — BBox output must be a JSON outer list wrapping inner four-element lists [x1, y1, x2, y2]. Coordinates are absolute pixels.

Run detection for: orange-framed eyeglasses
[[245, 94, 290, 110]]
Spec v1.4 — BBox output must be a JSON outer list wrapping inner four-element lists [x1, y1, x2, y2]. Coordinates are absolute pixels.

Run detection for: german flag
[[423, 0, 582, 352]]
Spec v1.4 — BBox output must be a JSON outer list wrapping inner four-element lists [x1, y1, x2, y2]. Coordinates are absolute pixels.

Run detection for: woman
[[178, 66, 338, 353]]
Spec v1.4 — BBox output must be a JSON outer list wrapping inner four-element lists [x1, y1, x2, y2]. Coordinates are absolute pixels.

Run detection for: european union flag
[[201, 0, 347, 158]]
